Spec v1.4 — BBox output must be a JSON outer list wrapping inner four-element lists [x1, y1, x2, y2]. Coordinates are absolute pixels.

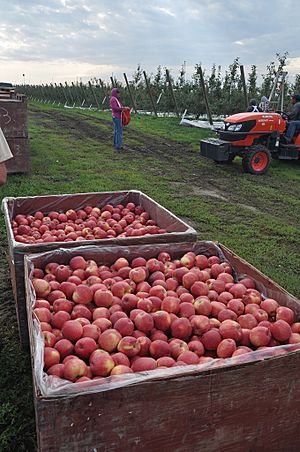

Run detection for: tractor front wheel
[[242, 146, 271, 175]]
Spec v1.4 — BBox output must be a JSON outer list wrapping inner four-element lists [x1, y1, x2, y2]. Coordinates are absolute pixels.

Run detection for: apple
[[32, 279, 51, 297], [111, 352, 130, 367], [216, 338, 237, 358], [51, 311, 71, 329], [47, 363, 65, 378], [238, 314, 258, 330], [134, 312, 154, 333], [43, 331, 56, 348], [188, 340, 204, 357], [169, 339, 189, 359], [131, 357, 157, 372], [63, 357, 88, 382], [276, 306, 295, 325], [44, 347, 60, 370], [152, 311, 171, 331], [117, 336, 141, 357], [171, 318, 192, 341], [75, 337, 98, 359], [178, 302, 195, 318], [54, 339, 74, 359], [90, 350, 115, 377], [98, 329, 122, 352], [136, 336, 152, 356], [71, 304, 92, 321], [114, 318, 134, 337], [72, 284, 93, 305], [69, 256, 87, 270], [33, 307, 51, 323], [260, 298, 279, 317], [201, 329, 222, 351], [62, 320, 83, 342], [177, 351, 199, 365], [270, 320, 292, 342], [161, 296, 180, 314], [249, 326, 271, 347], [149, 340, 170, 359], [219, 320, 242, 342], [53, 298, 74, 314], [227, 299, 244, 316], [190, 315, 210, 335], [111, 365, 133, 375]]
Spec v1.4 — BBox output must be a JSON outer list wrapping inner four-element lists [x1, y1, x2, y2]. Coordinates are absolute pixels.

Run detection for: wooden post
[[88, 81, 100, 109], [50, 83, 57, 104], [71, 82, 81, 106], [240, 65, 248, 110], [59, 83, 68, 104], [65, 82, 74, 105], [143, 71, 157, 117], [165, 68, 180, 117], [79, 82, 87, 106], [44, 84, 51, 102], [123, 73, 138, 113], [198, 66, 213, 126], [37, 84, 44, 101], [110, 76, 115, 88], [99, 79, 107, 110]]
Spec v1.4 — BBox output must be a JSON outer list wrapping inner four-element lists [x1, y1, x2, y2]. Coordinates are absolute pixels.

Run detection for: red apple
[[131, 357, 157, 372], [90, 350, 115, 377], [75, 337, 98, 359], [63, 357, 88, 381], [117, 336, 141, 357], [62, 319, 83, 342], [44, 347, 60, 370]]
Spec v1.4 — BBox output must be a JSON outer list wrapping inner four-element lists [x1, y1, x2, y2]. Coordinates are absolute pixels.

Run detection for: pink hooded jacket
[[110, 88, 123, 120]]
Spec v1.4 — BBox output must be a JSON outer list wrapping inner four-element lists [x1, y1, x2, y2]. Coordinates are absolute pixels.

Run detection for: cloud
[[0, 0, 299, 84]]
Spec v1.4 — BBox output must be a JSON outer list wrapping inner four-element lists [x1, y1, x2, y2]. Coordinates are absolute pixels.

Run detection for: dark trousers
[[285, 120, 300, 139]]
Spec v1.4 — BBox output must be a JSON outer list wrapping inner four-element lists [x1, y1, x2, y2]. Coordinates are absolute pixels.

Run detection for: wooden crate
[[24, 241, 300, 451], [0, 96, 29, 173], [2, 190, 197, 347]]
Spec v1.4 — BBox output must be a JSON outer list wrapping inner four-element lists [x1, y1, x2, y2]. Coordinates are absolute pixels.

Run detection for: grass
[[0, 101, 299, 450]]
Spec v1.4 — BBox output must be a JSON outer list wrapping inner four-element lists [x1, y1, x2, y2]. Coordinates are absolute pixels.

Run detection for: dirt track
[[29, 106, 300, 226]]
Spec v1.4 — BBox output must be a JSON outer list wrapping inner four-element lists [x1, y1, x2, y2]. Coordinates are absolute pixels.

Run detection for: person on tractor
[[284, 93, 300, 142], [246, 98, 262, 112], [259, 96, 269, 112]]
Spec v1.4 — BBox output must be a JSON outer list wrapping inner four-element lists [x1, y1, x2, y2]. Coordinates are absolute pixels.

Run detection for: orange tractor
[[200, 111, 300, 174]]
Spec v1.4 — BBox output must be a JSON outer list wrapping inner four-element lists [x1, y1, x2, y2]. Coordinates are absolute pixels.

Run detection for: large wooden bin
[[0, 96, 29, 173], [24, 241, 300, 452], [2, 190, 197, 347]]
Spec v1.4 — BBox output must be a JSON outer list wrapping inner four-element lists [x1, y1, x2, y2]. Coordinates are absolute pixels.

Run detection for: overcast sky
[[0, 0, 299, 85]]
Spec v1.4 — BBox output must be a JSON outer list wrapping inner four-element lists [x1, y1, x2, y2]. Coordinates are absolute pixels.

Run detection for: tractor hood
[[218, 112, 286, 144], [224, 112, 284, 126]]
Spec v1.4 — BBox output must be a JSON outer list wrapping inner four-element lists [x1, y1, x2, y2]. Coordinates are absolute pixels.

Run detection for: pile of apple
[[11, 202, 167, 244], [32, 251, 300, 384]]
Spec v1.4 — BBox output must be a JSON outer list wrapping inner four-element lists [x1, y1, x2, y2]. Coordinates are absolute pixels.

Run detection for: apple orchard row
[[32, 251, 300, 384]]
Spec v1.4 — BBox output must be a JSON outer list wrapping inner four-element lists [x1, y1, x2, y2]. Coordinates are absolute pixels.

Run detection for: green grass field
[[0, 102, 299, 450]]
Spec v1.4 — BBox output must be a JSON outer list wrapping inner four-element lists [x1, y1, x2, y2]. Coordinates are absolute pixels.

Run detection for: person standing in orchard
[[110, 88, 130, 151]]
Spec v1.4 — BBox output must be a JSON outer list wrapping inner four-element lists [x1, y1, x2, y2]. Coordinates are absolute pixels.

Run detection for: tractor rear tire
[[242, 146, 271, 175]]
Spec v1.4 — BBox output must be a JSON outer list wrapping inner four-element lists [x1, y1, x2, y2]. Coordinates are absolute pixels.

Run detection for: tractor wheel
[[242, 146, 271, 175]]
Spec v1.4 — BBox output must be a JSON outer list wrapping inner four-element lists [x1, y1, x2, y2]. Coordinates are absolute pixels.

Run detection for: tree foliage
[[21, 53, 299, 117]]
